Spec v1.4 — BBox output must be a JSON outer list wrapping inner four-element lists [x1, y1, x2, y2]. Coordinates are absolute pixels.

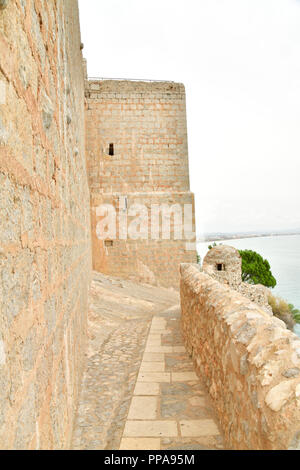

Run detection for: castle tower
[[85, 80, 197, 288], [202, 245, 242, 287]]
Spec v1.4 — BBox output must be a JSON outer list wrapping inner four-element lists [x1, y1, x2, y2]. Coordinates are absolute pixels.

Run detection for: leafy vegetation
[[268, 294, 299, 327], [208, 242, 222, 250], [239, 249, 277, 288], [205, 243, 299, 325], [288, 303, 300, 323]]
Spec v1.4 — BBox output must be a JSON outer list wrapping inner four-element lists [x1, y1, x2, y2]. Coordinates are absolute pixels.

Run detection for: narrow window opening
[[109, 143, 114, 156], [105, 240, 114, 247], [217, 263, 225, 272]]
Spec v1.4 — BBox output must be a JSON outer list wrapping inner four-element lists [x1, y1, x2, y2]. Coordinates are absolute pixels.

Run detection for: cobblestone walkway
[[120, 306, 224, 450], [71, 272, 224, 450]]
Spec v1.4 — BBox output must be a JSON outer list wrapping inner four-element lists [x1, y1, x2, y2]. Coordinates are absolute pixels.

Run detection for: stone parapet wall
[[238, 283, 272, 314], [202, 245, 272, 313], [0, 0, 91, 449], [180, 264, 300, 450], [204, 269, 273, 314]]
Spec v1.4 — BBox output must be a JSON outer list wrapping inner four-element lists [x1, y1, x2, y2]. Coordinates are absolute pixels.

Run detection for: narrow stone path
[[71, 272, 224, 450], [120, 306, 224, 450]]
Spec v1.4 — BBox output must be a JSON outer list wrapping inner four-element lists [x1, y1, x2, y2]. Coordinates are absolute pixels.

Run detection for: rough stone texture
[[180, 264, 300, 450], [0, 0, 91, 449], [72, 271, 179, 449], [203, 245, 242, 287], [238, 283, 273, 314], [71, 272, 224, 450], [122, 308, 224, 450], [203, 245, 272, 314], [86, 80, 197, 288]]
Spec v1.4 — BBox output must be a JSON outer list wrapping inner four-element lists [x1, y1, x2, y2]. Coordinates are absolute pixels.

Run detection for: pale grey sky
[[79, 0, 300, 235]]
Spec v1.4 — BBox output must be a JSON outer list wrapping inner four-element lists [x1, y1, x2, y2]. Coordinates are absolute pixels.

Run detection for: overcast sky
[[79, 0, 300, 236]]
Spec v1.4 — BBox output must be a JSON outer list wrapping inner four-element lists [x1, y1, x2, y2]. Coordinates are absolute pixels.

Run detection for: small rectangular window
[[105, 240, 114, 247], [109, 143, 114, 156], [217, 264, 225, 271]]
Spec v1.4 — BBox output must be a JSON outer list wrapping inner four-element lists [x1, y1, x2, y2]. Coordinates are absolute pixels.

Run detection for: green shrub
[[288, 303, 300, 323], [239, 249, 277, 288], [268, 294, 298, 329]]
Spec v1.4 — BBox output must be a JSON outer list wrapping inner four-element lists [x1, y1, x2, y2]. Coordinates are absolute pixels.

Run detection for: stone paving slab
[[160, 436, 224, 451], [124, 420, 178, 438], [143, 353, 165, 362], [128, 397, 159, 420], [71, 272, 179, 450], [160, 396, 213, 420], [71, 273, 224, 450], [137, 372, 171, 383], [172, 372, 198, 382], [140, 362, 165, 372], [134, 383, 160, 396], [180, 420, 220, 437], [121, 308, 225, 450], [119, 438, 161, 450]]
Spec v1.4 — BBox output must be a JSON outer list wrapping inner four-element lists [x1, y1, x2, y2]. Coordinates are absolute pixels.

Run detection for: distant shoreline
[[198, 232, 300, 243]]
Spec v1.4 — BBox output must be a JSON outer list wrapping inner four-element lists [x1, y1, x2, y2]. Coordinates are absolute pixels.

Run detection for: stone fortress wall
[[181, 264, 300, 450], [86, 79, 197, 288], [1, 0, 299, 452], [0, 0, 91, 449]]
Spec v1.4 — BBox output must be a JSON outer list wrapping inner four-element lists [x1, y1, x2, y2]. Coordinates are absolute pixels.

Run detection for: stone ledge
[[86, 80, 186, 95]]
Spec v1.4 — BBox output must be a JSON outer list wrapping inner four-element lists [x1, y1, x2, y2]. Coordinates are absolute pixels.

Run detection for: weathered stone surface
[[77, 284, 223, 451], [180, 420, 220, 437], [120, 438, 161, 450], [0, 340, 5, 366], [86, 80, 197, 289], [180, 264, 300, 450], [265, 380, 295, 411], [203, 245, 242, 287], [289, 431, 300, 450], [240, 354, 248, 375], [71, 272, 179, 450], [0, 0, 91, 449], [202, 245, 272, 314], [14, 384, 36, 450], [236, 323, 257, 345], [282, 368, 300, 379]]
